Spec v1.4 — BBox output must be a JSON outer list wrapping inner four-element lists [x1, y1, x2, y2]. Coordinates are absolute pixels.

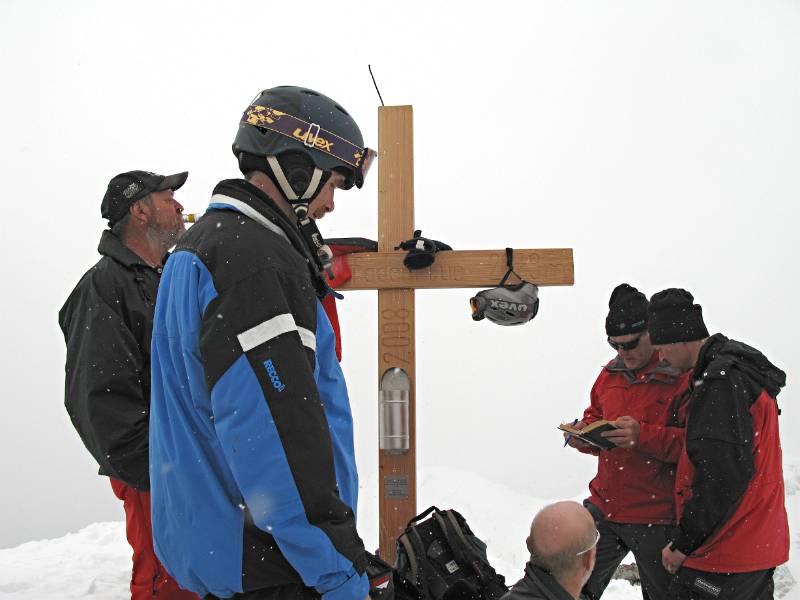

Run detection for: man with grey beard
[[59, 170, 197, 600]]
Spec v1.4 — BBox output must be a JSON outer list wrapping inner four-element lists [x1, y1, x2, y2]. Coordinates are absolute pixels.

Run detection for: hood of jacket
[[696, 333, 786, 400], [605, 351, 682, 384]]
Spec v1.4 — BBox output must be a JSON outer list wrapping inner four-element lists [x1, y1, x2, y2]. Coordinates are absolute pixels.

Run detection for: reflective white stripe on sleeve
[[237, 314, 316, 352], [296, 327, 316, 352]]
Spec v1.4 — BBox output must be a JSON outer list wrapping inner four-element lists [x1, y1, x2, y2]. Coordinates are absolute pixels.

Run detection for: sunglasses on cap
[[607, 333, 644, 351]]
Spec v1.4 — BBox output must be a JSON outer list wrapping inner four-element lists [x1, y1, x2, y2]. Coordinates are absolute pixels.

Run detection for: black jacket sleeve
[[672, 378, 754, 554], [59, 291, 150, 491]]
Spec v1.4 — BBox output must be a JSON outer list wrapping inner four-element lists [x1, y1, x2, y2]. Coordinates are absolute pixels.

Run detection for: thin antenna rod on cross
[[368, 65, 385, 106]]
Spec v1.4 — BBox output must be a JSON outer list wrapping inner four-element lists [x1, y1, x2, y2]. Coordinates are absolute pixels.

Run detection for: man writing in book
[[564, 284, 690, 600]]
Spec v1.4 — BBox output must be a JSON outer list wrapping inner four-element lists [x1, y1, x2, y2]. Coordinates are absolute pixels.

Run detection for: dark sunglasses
[[607, 333, 643, 351]]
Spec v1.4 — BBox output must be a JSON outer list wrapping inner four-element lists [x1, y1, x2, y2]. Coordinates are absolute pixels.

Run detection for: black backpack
[[394, 506, 508, 600]]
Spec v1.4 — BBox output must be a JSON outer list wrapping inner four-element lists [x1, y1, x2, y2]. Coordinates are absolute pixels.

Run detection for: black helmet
[[232, 86, 375, 198]]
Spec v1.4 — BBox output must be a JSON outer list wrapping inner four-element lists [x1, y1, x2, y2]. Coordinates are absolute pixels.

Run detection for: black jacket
[[672, 333, 786, 553], [59, 230, 164, 491], [502, 563, 574, 600]]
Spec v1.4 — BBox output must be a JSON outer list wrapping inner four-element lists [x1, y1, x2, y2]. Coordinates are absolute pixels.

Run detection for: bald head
[[526, 501, 597, 577]]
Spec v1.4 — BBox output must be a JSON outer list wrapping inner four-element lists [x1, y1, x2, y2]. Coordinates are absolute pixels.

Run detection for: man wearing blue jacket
[[149, 86, 376, 600]]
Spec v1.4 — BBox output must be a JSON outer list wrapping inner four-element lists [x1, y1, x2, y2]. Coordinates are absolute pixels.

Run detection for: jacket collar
[[605, 351, 681, 384], [98, 230, 156, 270], [207, 179, 330, 297], [208, 179, 312, 257], [522, 563, 575, 600]]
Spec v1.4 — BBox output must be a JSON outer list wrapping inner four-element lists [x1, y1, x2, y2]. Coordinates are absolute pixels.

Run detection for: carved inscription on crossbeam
[[338, 249, 574, 291], [356, 264, 467, 286]]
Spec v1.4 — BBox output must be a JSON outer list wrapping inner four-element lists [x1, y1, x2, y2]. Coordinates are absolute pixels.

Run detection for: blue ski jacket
[[149, 179, 368, 599]]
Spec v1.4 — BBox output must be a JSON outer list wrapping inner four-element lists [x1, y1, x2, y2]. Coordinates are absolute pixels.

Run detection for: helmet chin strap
[[294, 204, 335, 279], [266, 156, 335, 278], [266, 155, 324, 202]]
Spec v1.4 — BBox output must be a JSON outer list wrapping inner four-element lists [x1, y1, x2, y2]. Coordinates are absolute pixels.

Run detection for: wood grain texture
[[335, 248, 574, 290], [377, 106, 417, 562]]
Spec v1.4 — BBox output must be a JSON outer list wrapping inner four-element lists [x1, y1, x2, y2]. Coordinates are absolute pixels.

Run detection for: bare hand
[[661, 542, 686, 574], [601, 416, 640, 447], [564, 420, 590, 449]]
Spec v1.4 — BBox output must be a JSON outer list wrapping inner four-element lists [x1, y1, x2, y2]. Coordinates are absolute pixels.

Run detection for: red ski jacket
[[323, 238, 377, 361], [582, 352, 690, 524], [676, 390, 788, 572], [673, 334, 789, 572]]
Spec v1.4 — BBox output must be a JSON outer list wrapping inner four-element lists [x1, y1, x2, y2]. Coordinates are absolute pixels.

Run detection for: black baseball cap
[[101, 170, 188, 225]]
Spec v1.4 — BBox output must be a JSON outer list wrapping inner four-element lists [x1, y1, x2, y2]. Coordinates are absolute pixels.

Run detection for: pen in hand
[[563, 418, 578, 447]]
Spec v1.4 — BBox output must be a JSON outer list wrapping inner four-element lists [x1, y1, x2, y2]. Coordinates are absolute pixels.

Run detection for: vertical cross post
[[377, 106, 416, 561], [347, 105, 574, 560]]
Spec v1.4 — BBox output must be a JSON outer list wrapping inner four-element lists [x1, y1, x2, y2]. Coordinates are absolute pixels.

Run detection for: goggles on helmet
[[242, 105, 376, 188], [470, 248, 540, 326]]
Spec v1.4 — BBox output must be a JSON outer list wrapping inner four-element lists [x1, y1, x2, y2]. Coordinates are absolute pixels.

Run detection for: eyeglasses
[[576, 529, 601, 556], [607, 333, 643, 351]]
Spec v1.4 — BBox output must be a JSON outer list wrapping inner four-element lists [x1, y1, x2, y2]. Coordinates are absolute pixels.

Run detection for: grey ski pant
[[581, 500, 673, 600]]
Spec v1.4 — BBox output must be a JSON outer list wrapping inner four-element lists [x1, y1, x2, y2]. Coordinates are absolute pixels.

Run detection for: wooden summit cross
[[333, 106, 574, 561]]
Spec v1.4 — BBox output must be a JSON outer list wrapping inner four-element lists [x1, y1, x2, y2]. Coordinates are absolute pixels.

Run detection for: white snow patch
[[0, 522, 130, 599], [1, 463, 799, 599]]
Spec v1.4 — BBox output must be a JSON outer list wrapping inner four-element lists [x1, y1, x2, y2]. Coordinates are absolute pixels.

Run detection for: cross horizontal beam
[[334, 248, 574, 291]]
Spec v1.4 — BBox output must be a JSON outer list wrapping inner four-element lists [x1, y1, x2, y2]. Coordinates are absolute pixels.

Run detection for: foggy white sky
[[0, 0, 798, 549]]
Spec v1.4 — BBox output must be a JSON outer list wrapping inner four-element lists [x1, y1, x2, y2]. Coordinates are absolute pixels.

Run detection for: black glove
[[366, 552, 396, 600], [395, 230, 452, 270]]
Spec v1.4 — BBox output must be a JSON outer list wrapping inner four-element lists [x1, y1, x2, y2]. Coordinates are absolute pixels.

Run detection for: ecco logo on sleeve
[[263, 359, 286, 392]]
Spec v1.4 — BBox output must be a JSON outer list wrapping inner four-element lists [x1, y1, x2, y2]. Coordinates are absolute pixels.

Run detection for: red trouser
[[110, 478, 200, 600]]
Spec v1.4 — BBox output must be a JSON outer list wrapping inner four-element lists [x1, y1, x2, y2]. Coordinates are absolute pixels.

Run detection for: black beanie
[[648, 288, 709, 345], [605, 284, 649, 336]]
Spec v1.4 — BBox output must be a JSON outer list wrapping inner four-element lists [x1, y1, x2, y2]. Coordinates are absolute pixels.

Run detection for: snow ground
[[1, 464, 797, 600]]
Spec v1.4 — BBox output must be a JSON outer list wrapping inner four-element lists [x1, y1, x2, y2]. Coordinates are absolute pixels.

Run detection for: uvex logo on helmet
[[292, 128, 334, 152], [489, 299, 529, 312]]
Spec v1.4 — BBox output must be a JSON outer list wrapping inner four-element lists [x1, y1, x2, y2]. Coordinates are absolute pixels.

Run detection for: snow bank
[[1, 462, 798, 599], [0, 522, 130, 599]]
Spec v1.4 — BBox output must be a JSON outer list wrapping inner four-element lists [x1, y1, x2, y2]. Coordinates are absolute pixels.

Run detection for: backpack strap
[[436, 511, 503, 592], [443, 510, 509, 599], [433, 512, 486, 583], [400, 526, 439, 600], [406, 505, 441, 529], [398, 533, 422, 592]]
